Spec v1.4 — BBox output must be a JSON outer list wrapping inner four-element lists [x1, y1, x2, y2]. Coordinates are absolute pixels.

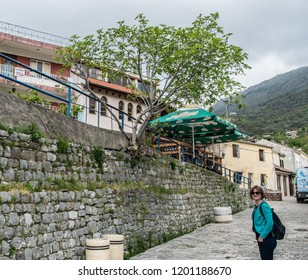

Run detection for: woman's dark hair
[[250, 185, 265, 199]]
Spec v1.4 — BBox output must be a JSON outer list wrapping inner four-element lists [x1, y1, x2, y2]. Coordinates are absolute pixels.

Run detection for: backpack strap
[[259, 201, 266, 217], [259, 201, 274, 236]]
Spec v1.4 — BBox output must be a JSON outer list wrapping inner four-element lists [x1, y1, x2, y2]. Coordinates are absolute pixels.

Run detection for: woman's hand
[[257, 236, 263, 242]]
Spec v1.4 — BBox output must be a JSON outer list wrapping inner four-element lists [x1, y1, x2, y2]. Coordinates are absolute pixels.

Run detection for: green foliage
[[0, 123, 14, 133], [58, 103, 84, 117], [9, 246, 16, 256], [55, 13, 250, 145], [270, 129, 308, 154], [169, 159, 177, 170], [130, 155, 142, 168], [23, 182, 35, 192], [17, 90, 51, 107], [57, 137, 69, 153], [125, 235, 150, 259], [0, 182, 34, 193], [91, 146, 105, 168], [0, 123, 42, 142], [22, 123, 42, 142]]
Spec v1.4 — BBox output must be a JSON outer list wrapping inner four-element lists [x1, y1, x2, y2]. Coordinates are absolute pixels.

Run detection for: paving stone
[[132, 197, 308, 260]]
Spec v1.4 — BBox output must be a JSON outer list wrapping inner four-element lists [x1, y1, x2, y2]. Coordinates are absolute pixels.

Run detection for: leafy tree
[[55, 13, 250, 146]]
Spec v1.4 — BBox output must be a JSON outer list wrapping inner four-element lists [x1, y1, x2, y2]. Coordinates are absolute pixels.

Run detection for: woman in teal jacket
[[251, 185, 277, 260]]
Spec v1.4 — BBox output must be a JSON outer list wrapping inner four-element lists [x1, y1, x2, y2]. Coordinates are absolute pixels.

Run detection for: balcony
[[0, 64, 68, 89], [0, 21, 70, 47]]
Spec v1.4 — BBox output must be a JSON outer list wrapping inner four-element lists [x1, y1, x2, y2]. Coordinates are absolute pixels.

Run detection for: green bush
[[22, 123, 42, 142], [57, 137, 69, 153], [91, 146, 105, 168]]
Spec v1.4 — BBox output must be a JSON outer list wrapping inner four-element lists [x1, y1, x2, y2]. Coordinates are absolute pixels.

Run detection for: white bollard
[[102, 234, 124, 260], [213, 207, 232, 223], [86, 238, 110, 260]]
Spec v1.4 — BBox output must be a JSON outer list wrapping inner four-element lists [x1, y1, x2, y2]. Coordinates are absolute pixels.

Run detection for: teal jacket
[[252, 201, 274, 239]]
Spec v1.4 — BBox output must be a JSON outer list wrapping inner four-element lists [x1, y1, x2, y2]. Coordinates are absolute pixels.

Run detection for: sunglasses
[[251, 192, 261, 195]]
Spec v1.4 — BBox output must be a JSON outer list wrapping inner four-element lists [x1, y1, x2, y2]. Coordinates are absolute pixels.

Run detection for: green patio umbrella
[[190, 129, 247, 146], [150, 105, 246, 157]]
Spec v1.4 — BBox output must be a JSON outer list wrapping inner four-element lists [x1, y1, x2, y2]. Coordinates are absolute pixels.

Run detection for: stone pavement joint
[[131, 197, 308, 260]]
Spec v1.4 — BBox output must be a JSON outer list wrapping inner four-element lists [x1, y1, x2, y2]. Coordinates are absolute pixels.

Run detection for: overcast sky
[[1, 0, 307, 88]]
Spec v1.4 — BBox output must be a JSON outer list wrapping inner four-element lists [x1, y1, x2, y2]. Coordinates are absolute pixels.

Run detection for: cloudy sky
[[1, 0, 307, 88]]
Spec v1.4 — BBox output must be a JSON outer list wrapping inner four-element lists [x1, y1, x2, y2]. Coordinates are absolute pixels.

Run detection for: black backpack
[[260, 202, 286, 240]]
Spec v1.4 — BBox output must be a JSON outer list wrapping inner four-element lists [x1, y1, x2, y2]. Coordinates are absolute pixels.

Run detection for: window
[[3, 58, 14, 77], [277, 175, 281, 191], [90, 68, 97, 79], [127, 103, 133, 121], [232, 144, 240, 158], [30, 60, 51, 78], [233, 171, 243, 184], [248, 173, 253, 189], [89, 98, 96, 114], [121, 77, 128, 87], [118, 101, 124, 119], [136, 105, 142, 115], [260, 174, 266, 186], [101, 96, 107, 116], [280, 159, 284, 168], [137, 81, 153, 93], [259, 149, 265, 161]]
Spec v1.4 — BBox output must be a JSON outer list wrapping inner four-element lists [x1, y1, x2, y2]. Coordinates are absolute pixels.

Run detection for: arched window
[[128, 103, 133, 122], [136, 104, 142, 123], [101, 96, 107, 116], [118, 101, 124, 119], [136, 104, 142, 115]]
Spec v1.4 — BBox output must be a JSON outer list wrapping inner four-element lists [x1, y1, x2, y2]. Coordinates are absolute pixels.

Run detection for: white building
[[0, 21, 147, 134]]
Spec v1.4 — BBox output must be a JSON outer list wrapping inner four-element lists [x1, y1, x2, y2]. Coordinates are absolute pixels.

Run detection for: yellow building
[[221, 141, 276, 190]]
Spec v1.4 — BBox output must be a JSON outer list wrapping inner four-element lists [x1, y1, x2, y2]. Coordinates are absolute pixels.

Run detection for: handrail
[[0, 21, 70, 46], [0, 52, 137, 131], [154, 136, 252, 189]]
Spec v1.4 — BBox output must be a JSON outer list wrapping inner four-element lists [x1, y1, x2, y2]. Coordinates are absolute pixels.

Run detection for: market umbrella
[[190, 129, 247, 146], [150, 105, 246, 157]]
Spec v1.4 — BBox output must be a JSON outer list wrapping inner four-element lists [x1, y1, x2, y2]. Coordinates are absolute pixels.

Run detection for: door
[[283, 176, 288, 196], [289, 175, 294, 196]]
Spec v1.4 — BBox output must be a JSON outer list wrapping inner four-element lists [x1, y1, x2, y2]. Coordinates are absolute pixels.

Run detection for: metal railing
[[0, 21, 70, 46], [0, 52, 136, 133], [0, 64, 68, 88], [154, 136, 252, 189]]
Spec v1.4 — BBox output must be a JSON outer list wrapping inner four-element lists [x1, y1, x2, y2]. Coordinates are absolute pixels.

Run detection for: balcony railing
[[0, 52, 136, 134], [0, 21, 70, 46], [154, 136, 252, 189], [0, 64, 68, 88]]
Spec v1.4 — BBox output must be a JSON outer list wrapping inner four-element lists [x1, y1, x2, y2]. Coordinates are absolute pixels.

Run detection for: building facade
[[0, 21, 146, 134], [0, 21, 71, 108], [221, 140, 276, 190], [257, 139, 308, 196]]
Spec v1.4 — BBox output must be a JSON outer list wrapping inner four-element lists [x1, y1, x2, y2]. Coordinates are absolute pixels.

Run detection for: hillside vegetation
[[213, 66, 308, 153]]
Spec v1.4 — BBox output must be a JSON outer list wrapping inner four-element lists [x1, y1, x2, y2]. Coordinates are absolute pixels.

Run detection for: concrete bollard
[[102, 234, 124, 260], [213, 207, 232, 223], [86, 238, 110, 260]]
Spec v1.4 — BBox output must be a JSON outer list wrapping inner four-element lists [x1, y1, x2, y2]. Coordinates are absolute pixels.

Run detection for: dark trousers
[[257, 235, 277, 260]]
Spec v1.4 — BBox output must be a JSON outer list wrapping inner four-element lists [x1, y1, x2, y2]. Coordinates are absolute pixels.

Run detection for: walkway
[[131, 197, 308, 260]]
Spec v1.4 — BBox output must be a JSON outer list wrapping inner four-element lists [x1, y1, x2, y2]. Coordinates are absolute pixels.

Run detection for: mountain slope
[[213, 66, 308, 137]]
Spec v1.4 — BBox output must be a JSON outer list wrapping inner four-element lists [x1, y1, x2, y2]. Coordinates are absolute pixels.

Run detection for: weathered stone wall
[[0, 91, 252, 260], [0, 185, 249, 260], [0, 128, 251, 260], [0, 91, 128, 150]]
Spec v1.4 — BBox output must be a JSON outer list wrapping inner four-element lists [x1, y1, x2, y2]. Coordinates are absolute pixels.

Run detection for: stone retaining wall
[[0, 91, 252, 260], [0, 184, 250, 260], [0, 128, 251, 260]]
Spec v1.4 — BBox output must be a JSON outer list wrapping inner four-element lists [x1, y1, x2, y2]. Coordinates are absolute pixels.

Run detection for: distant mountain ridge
[[213, 66, 308, 137]]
